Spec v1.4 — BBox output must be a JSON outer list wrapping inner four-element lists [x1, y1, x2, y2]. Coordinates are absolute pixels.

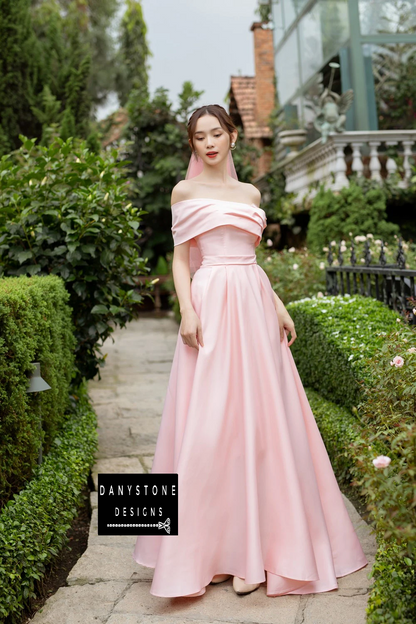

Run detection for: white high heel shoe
[[210, 574, 232, 584], [233, 576, 261, 595]]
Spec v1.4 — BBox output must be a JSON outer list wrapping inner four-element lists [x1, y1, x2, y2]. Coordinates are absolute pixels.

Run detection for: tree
[[0, 0, 42, 154], [115, 0, 151, 107]]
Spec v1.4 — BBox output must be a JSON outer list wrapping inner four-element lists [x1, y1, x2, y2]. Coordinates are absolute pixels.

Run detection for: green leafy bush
[[286, 294, 403, 409], [0, 275, 75, 504], [0, 381, 98, 624], [0, 136, 150, 383], [365, 538, 415, 624], [256, 243, 327, 304], [306, 182, 400, 254], [298, 308, 416, 623]]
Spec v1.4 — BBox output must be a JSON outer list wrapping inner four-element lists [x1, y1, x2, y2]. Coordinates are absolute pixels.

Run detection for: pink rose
[[390, 355, 404, 367], [372, 455, 391, 469]]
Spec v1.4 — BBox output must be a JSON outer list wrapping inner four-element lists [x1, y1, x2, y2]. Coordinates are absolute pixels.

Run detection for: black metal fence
[[325, 238, 416, 324]]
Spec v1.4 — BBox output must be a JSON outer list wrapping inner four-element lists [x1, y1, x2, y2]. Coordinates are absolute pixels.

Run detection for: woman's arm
[[272, 290, 297, 347], [172, 241, 204, 350]]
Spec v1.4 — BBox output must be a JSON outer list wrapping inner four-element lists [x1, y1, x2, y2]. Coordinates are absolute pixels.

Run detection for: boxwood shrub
[[286, 294, 403, 410], [0, 381, 98, 624], [0, 275, 76, 504]]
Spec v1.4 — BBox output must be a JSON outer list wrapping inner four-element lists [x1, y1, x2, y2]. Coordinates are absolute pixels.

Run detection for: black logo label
[[98, 473, 178, 535]]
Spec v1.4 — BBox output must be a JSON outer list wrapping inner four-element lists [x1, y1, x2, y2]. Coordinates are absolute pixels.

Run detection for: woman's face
[[190, 114, 237, 168]]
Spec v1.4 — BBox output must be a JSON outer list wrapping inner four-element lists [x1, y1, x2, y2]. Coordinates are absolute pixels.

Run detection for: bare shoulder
[[241, 182, 261, 207], [171, 180, 193, 207]]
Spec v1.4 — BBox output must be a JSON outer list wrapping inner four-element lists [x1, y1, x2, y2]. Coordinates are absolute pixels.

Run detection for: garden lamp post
[[27, 362, 51, 466]]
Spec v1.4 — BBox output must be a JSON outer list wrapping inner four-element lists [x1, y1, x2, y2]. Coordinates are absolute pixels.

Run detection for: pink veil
[[185, 149, 238, 180]]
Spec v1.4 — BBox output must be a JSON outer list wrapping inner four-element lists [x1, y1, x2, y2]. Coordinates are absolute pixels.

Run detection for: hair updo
[[187, 104, 237, 155]]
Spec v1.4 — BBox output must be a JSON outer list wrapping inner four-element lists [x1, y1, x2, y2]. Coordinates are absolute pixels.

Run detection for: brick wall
[[251, 21, 275, 126]]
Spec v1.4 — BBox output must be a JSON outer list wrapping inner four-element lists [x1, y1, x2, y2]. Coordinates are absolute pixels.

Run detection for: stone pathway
[[30, 314, 378, 624]]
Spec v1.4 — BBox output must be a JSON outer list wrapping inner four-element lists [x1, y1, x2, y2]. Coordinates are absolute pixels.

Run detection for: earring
[[230, 142, 236, 151]]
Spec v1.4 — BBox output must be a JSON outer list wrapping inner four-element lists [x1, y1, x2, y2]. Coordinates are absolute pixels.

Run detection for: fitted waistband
[[199, 254, 258, 267]]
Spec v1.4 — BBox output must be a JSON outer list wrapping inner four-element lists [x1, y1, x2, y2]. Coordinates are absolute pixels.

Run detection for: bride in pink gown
[[132, 104, 368, 598]]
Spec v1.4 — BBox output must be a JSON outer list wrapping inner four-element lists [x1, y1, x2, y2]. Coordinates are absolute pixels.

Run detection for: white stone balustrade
[[281, 130, 416, 205]]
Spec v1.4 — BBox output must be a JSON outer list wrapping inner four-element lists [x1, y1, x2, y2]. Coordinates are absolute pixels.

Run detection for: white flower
[[317, 291, 324, 298], [292, 263, 299, 270], [267, 239, 273, 247], [390, 355, 404, 367], [319, 262, 325, 270], [373, 455, 391, 469], [266, 256, 272, 262], [366, 233, 374, 239], [288, 246, 296, 252], [330, 240, 336, 246], [323, 247, 329, 252]]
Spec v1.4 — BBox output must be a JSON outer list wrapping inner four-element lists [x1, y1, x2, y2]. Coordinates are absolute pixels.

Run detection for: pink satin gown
[[132, 198, 368, 597]]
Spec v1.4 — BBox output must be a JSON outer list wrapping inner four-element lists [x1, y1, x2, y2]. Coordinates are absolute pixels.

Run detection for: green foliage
[[0, 275, 76, 505], [351, 324, 416, 555], [0, 136, 150, 383], [256, 243, 327, 304], [123, 83, 202, 268], [366, 539, 415, 624], [0, 0, 123, 154], [306, 181, 400, 254], [115, 0, 150, 107], [0, 0, 42, 154], [0, 381, 98, 624], [286, 294, 404, 409], [374, 43, 416, 131], [294, 306, 416, 623], [306, 386, 416, 623]]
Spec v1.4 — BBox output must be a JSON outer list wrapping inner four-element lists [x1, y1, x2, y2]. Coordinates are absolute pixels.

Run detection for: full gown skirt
[[132, 198, 368, 597]]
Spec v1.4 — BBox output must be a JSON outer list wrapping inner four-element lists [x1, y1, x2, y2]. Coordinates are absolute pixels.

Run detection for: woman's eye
[[196, 135, 222, 141]]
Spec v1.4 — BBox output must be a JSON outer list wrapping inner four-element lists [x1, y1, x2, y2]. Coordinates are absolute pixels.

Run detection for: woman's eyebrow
[[194, 127, 223, 135]]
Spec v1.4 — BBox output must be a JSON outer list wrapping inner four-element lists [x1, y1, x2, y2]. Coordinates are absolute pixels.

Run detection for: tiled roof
[[229, 76, 273, 139]]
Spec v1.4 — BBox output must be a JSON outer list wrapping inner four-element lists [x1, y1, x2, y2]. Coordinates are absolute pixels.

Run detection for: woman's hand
[[180, 308, 204, 350], [278, 311, 297, 346]]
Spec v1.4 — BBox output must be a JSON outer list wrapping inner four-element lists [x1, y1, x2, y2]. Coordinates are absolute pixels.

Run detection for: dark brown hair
[[187, 104, 237, 156]]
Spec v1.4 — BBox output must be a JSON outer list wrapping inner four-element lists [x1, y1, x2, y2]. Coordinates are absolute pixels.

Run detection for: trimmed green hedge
[[288, 295, 416, 623], [286, 294, 402, 410], [0, 275, 76, 505], [304, 387, 388, 485], [0, 381, 98, 624]]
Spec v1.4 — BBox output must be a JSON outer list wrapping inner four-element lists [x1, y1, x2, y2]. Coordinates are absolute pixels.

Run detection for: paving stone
[[92, 456, 144, 491], [67, 545, 151, 585], [29, 581, 129, 623], [299, 591, 370, 624], [113, 581, 301, 624]]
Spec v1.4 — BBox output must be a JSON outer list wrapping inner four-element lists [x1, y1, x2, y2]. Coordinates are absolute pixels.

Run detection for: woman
[[132, 104, 368, 598]]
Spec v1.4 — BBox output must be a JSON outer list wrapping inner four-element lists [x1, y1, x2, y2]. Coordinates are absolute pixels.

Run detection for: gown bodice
[[171, 198, 267, 276]]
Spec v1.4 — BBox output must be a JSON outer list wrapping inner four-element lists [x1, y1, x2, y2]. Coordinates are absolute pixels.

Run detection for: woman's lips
[[206, 152, 218, 158]]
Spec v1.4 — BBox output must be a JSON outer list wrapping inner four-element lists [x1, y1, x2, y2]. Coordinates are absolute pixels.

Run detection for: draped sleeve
[[171, 199, 267, 278]]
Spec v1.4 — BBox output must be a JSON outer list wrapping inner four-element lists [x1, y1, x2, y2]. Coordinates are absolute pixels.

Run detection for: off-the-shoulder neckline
[[171, 197, 264, 211]]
